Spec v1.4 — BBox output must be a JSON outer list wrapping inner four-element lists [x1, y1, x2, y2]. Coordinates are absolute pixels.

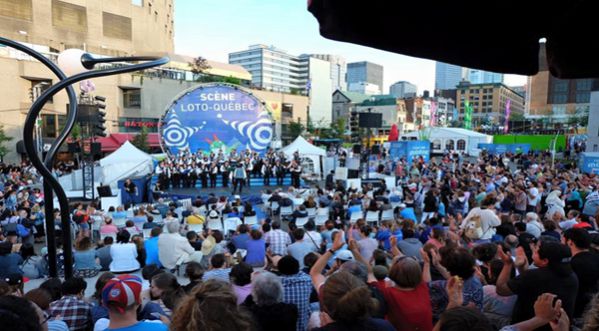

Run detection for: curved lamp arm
[[24, 54, 168, 278], [0, 36, 78, 277]]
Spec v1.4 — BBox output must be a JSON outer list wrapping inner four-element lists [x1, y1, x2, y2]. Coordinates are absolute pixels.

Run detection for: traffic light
[[91, 96, 107, 137], [349, 111, 360, 143]]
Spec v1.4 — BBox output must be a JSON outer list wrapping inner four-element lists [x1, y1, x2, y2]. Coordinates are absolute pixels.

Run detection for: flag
[[504, 99, 511, 133], [463, 100, 472, 130], [452, 106, 459, 123], [429, 101, 437, 127], [305, 79, 312, 91]]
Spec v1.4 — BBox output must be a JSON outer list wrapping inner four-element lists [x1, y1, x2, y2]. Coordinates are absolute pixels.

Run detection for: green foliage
[[70, 122, 81, 140], [188, 56, 211, 75], [288, 120, 305, 141], [0, 125, 13, 161], [510, 112, 525, 121], [131, 126, 150, 152]]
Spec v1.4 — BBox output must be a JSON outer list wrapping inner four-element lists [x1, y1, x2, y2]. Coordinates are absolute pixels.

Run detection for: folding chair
[[365, 210, 380, 226], [188, 223, 203, 233], [142, 228, 152, 239], [295, 216, 309, 227], [381, 209, 394, 222], [279, 205, 294, 220], [244, 215, 258, 225], [306, 208, 317, 219]]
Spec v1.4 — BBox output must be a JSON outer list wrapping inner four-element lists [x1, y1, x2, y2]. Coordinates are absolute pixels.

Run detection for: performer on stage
[[262, 160, 272, 186], [232, 163, 247, 194]]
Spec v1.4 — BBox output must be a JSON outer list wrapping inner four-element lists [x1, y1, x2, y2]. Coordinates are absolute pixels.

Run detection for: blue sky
[[174, 0, 526, 93]]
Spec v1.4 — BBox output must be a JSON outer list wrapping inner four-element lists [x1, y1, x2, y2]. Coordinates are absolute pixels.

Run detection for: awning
[[308, 0, 599, 79], [96, 133, 160, 152]]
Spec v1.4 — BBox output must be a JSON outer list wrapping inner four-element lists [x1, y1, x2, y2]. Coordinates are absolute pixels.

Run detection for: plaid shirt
[[281, 272, 312, 331], [48, 295, 92, 331], [264, 229, 291, 256]]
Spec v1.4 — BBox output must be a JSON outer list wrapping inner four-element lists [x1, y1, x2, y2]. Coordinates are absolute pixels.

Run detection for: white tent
[[400, 127, 493, 155], [280, 136, 326, 177], [99, 141, 154, 186]]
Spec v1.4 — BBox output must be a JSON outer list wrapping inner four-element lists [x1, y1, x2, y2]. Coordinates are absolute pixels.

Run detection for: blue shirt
[[231, 233, 250, 250], [105, 321, 168, 331], [400, 207, 417, 222], [0, 253, 23, 278], [281, 272, 313, 331], [375, 229, 392, 251], [74, 249, 99, 270], [202, 268, 231, 283], [245, 239, 266, 266], [287, 241, 316, 269], [144, 237, 161, 268]]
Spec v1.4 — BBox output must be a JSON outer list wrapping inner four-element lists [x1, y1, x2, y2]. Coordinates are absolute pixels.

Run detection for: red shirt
[[380, 282, 433, 331]]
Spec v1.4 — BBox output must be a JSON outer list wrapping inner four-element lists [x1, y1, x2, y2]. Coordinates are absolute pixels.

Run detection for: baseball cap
[[101, 275, 143, 313], [4, 273, 29, 285], [335, 250, 354, 262]]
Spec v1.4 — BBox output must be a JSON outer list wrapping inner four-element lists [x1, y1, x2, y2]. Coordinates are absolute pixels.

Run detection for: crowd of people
[[2, 148, 599, 331], [154, 148, 304, 192]]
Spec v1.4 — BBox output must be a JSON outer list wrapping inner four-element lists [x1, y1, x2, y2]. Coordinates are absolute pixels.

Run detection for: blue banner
[[160, 84, 273, 156], [477, 143, 530, 155], [388, 141, 430, 163], [580, 153, 599, 174]]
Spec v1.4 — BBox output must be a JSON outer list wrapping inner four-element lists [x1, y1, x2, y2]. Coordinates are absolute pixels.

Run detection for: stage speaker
[[68, 142, 81, 153], [352, 144, 362, 154], [348, 169, 359, 179], [97, 185, 113, 197], [359, 112, 382, 128], [371, 144, 381, 154], [91, 142, 102, 156]]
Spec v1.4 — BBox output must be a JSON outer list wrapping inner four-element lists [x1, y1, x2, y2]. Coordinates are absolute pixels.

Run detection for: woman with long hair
[[19, 243, 46, 279], [73, 236, 101, 278], [171, 279, 255, 331]]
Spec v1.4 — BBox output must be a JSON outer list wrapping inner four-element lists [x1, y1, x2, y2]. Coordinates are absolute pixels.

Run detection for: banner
[[160, 84, 273, 156], [429, 101, 437, 127], [388, 141, 430, 163], [464, 100, 473, 130], [267, 101, 281, 121], [580, 153, 599, 174], [504, 99, 511, 133], [477, 143, 530, 155]]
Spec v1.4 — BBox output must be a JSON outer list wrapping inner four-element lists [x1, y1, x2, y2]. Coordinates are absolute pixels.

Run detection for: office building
[[347, 61, 383, 92], [309, 54, 347, 91], [389, 81, 417, 98], [456, 81, 524, 125], [435, 62, 466, 90], [467, 69, 504, 84]]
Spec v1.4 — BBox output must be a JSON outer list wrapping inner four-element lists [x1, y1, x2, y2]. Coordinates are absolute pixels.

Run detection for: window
[[30, 79, 53, 103], [103, 12, 132, 40], [457, 139, 466, 151], [576, 92, 590, 103], [0, 0, 32, 20], [432, 139, 441, 150], [52, 0, 87, 32], [552, 94, 568, 104], [122, 88, 141, 108], [41, 114, 66, 138], [553, 80, 568, 93], [131, 0, 143, 6], [576, 79, 592, 91], [445, 139, 455, 151], [594, 145, 598, 152]]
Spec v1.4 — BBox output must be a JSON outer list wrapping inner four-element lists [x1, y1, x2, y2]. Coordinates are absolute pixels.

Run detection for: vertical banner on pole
[[463, 100, 472, 130], [504, 99, 511, 134]]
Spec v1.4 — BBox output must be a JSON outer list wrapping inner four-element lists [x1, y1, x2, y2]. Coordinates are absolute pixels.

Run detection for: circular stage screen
[[159, 84, 273, 157]]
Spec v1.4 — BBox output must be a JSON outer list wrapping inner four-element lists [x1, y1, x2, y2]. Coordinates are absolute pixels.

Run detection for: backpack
[[17, 223, 30, 237], [465, 215, 484, 240]]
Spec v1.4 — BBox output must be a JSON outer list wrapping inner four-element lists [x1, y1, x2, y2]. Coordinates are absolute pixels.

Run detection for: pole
[[0, 36, 168, 279]]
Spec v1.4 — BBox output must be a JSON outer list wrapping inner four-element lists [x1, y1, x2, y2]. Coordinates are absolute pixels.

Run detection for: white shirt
[[461, 207, 501, 240], [109, 243, 140, 272], [158, 232, 196, 269], [303, 231, 323, 248]]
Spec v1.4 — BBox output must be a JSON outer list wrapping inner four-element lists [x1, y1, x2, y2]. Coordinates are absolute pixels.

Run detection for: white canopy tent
[[280, 136, 326, 177], [400, 127, 493, 155], [99, 141, 154, 187]]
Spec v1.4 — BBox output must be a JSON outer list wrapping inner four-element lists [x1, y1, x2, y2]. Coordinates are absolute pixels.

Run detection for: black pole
[[0, 36, 168, 279], [0, 37, 78, 278]]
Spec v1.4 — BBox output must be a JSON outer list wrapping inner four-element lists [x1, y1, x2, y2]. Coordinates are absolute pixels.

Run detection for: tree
[[131, 126, 150, 152], [0, 125, 13, 162], [70, 122, 81, 140], [189, 56, 211, 76], [287, 119, 305, 141]]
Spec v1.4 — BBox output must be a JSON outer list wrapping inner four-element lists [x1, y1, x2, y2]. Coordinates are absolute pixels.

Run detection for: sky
[[174, 0, 527, 93]]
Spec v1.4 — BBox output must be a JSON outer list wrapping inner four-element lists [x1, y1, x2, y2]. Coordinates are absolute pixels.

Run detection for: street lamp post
[[0, 37, 168, 278]]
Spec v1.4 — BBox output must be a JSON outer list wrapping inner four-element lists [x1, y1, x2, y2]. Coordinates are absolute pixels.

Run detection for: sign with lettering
[[159, 84, 273, 156], [388, 141, 431, 163]]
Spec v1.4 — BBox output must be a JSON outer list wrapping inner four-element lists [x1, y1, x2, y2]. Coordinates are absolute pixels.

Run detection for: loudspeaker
[[353, 144, 362, 154], [97, 185, 113, 197], [348, 169, 359, 179], [91, 142, 102, 156], [371, 145, 381, 154], [359, 112, 382, 128], [68, 142, 81, 153]]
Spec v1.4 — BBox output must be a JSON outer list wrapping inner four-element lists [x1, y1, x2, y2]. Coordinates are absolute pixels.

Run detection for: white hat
[[335, 250, 354, 262], [529, 188, 539, 197]]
